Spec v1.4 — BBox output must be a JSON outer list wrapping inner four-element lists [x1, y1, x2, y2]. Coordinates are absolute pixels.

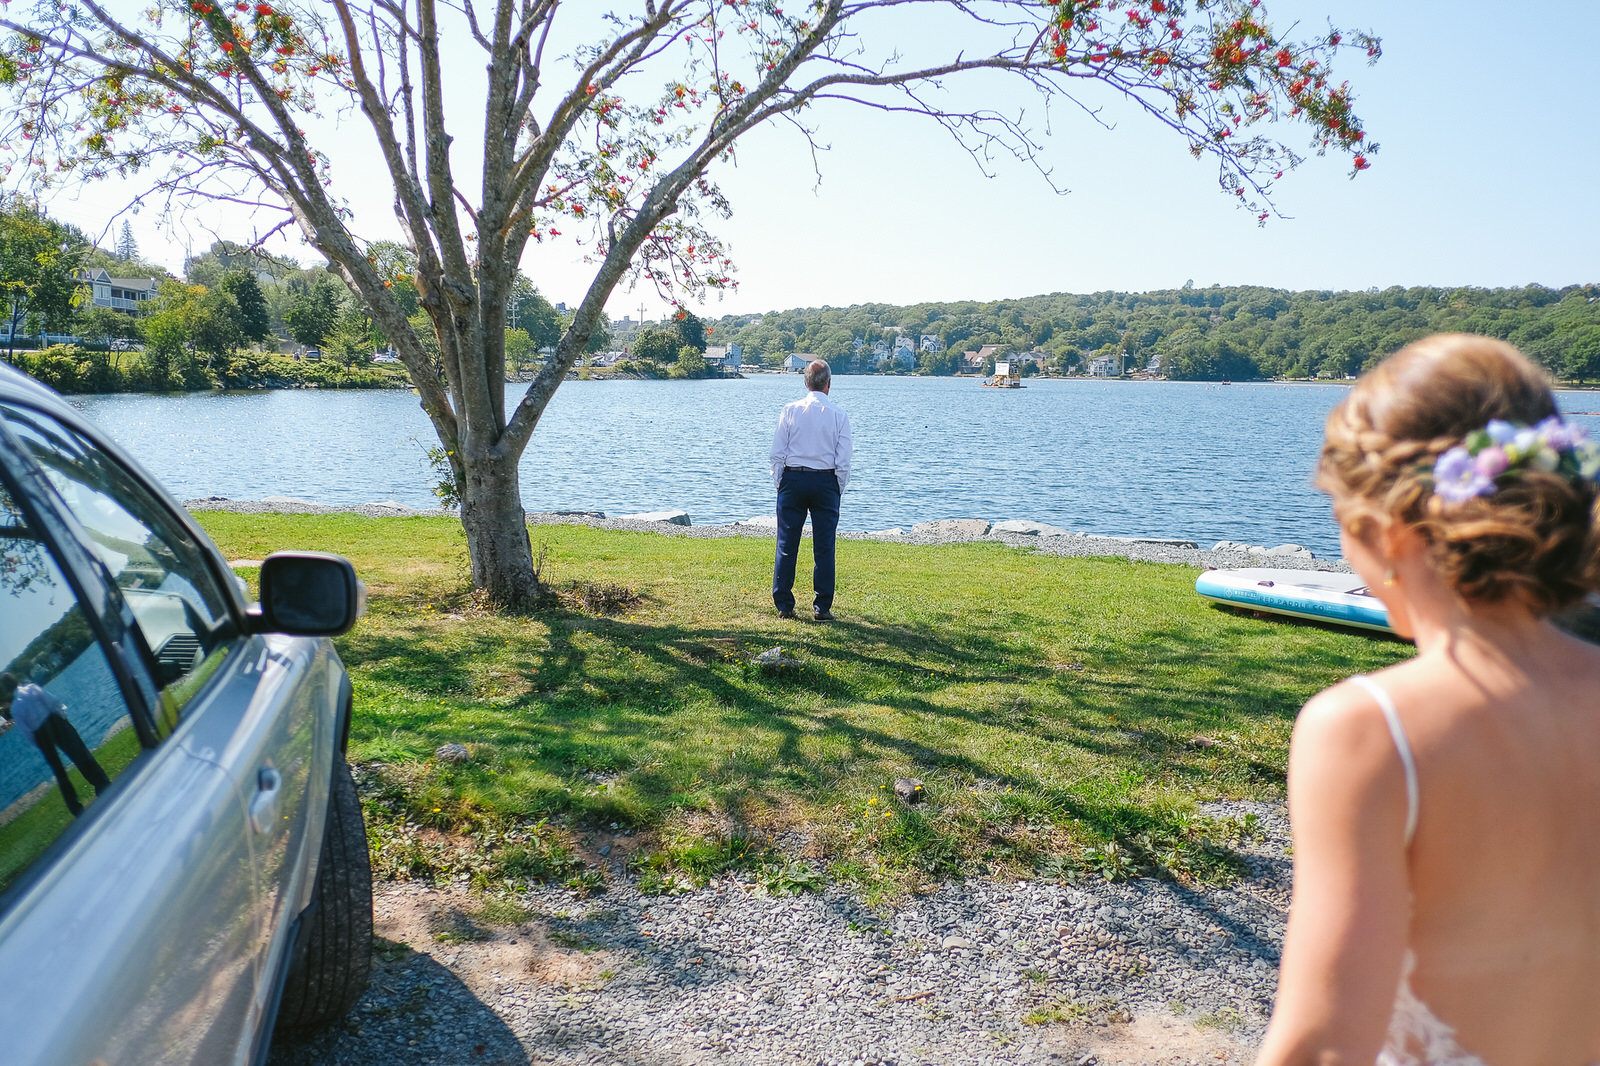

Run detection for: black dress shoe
[[813, 608, 835, 622], [777, 608, 797, 619]]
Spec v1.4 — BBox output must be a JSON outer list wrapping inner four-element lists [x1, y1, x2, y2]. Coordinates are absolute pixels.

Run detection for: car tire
[[273, 758, 373, 1034]]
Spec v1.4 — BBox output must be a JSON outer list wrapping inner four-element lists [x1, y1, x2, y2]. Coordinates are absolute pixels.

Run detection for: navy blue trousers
[[772, 468, 841, 613]]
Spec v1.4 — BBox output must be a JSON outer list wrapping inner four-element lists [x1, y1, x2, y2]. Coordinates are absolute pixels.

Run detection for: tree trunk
[[457, 454, 542, 610]]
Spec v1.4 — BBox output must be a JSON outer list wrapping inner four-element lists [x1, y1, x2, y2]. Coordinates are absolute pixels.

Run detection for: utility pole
[[638, 302, 647, 328]]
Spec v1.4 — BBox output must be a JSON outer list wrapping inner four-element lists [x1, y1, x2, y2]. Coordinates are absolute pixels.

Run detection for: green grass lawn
[[199, 513, 1409, 898]]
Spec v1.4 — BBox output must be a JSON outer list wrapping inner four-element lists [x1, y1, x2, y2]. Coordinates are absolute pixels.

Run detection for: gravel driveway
[[269, 802, 1287, 1066]]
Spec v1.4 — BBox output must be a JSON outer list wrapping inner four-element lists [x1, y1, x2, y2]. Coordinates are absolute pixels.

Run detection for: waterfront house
[[705, 343, 743, 367], [1088, 354, 1120, 377], [783, 353, 812, 372], [76, 268, 159, 312], [920, 334, 942, 352], [961, 350, 984, 373]]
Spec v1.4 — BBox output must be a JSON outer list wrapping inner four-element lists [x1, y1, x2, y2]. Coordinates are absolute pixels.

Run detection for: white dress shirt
[[769, 390, 852, 492]]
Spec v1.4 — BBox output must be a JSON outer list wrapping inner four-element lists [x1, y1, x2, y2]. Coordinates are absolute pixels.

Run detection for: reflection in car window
[[0, 405, 237, 731], [0, 480, 138, 893]]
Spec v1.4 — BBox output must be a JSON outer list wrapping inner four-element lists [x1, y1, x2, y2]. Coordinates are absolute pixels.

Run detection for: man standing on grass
[[769, 360, 853, 621]]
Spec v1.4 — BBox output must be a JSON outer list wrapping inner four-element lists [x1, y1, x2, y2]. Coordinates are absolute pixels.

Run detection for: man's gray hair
[[804, 360, 831, 392]]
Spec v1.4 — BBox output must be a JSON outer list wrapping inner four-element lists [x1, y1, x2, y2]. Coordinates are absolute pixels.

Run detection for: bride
[[1255, 334, 1600, 1065]]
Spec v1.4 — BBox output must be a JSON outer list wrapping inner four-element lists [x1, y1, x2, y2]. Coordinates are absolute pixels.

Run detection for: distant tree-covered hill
[[708, 284, 1600, 383]]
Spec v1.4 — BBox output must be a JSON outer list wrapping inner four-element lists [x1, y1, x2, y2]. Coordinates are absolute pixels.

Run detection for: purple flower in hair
[[1536, 416, 1575, 452], [1433, 446, 1495, 503], [1485, 419, 1517, 446], [1474, 445, 1509, 478]]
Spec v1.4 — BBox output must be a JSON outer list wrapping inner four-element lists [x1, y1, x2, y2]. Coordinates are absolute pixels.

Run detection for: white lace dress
[[1377, 951, 1490, 1066]]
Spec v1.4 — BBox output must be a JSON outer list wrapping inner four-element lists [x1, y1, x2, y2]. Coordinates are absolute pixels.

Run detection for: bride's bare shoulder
[[1547, 626, 1600, 690], [1292, 676, 1405, 758]]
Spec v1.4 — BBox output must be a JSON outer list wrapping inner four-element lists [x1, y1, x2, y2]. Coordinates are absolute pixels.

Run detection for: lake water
[[70, 376, 1600, 559]]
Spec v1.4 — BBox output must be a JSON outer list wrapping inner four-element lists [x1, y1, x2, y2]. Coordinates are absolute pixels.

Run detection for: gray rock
[[893, 777, 926, 804], [909, 518, 991, 538], [940, 936, 975, 952], [865, 527, 906, 537], [1083, 534, 1201, 549], [985, 518, 1075, 534], [752, 646, 804, 672], [617, 510, 692, 525], [435, 742, 471, 764]]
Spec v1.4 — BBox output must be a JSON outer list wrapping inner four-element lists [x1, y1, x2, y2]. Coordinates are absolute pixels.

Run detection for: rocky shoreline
[[187, 497, 1347, 575]]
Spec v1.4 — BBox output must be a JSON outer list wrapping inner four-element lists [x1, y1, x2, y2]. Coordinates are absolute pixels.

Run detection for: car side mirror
[[248, 552, 366, 637]]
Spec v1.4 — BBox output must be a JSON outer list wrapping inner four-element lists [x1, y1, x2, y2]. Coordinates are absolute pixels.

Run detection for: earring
[[1382, 568, 1397, 587]]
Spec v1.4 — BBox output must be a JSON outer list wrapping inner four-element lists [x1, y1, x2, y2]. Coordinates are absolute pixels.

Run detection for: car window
[[0, 404, 237, 733], [0, 478, 140, 893]]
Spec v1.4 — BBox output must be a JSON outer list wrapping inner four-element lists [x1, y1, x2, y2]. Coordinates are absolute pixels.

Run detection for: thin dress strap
[[1349, 674, 1418, 846]]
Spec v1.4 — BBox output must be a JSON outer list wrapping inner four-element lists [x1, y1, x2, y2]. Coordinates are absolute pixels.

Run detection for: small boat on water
[[1195, 567, 1394, 634], [981, 359, 1026, 388]]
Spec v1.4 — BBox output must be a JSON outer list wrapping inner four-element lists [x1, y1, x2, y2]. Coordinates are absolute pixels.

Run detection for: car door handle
[[249, 767, 283, 834]]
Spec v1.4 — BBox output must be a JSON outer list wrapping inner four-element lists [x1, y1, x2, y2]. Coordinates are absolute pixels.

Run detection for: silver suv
[[0, 363, 373, 1064]]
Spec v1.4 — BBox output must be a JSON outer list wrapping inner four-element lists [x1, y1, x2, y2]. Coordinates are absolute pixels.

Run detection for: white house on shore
[[783, 353, 812, 372], [874, 348, 913, 370], [1088, 353, 1120, 377], [704, 343, 742, 367], [76, 268, 160, 312]]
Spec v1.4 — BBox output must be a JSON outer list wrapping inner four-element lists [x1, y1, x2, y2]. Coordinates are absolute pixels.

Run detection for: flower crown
[[1431, 416, 1600, 503]]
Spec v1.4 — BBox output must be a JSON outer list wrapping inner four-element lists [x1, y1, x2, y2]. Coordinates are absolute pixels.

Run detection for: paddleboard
[[1195, 567, 1394, 634]]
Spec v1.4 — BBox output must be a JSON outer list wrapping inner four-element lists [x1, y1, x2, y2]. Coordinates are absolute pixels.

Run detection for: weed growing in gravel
[[1021, 995, 1131, 1027], [469, 896, 532, 925], [627, 831, 824, 896], [1196, 1006, 1247, 1031], [546, 930, 603, 953], [373, 937, 411, 963], [761, 859, 824, 896]]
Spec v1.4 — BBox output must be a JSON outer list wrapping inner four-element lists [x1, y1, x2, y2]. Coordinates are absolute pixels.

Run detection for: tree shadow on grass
[[336, 597, 1406, 869]]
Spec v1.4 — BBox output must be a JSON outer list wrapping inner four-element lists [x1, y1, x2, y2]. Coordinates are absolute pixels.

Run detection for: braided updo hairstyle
[[1318, 333, 1600, 615]]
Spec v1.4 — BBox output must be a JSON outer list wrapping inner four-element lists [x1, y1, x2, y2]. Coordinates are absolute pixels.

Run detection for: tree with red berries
[[0, 0, 1378, 607]]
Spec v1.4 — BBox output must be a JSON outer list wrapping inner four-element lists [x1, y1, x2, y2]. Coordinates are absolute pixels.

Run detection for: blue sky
[[46, 1, 1598, 320]]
